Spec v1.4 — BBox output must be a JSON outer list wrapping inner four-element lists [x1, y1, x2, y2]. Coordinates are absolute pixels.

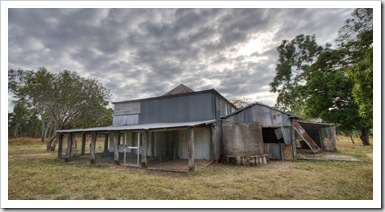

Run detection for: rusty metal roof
[[221, 102, 302, 119], [163, 84, 194, 96], [56, 119, 216, 133]]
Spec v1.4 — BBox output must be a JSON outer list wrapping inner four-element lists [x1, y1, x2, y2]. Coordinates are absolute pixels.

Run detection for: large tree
[[9, 68, 112, 150], [270, 8, 373, 145], [269, 34, 324, 115], [338, 8, 373, 125]]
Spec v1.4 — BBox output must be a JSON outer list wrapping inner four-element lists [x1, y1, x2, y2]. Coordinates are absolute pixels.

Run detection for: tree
[[269, 8, 373, 146], [338, 8, 373, 125], [9, 68, 111, 150], [8, 100, 43, 138], [337, 8, 373, 145], [269, 34, 324, 115], [302, 48, 365, 141], [230, 97, 254, 108]]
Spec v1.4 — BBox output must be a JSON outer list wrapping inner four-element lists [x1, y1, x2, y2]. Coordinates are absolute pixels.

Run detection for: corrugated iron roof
[[163, 84, 194, 96], [56, 120, 216, 133], [221, 102, 302, 119], [111, 88, 236, 109]]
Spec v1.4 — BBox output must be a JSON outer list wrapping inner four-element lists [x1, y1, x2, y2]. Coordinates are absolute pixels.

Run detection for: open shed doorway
[[262, 127, 284, 160], [262, 127, 293, 160]]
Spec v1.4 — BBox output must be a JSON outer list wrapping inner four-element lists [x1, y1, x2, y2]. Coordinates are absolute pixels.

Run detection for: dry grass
[[7, 136, 373, 200], [8, 137, 42, 145]]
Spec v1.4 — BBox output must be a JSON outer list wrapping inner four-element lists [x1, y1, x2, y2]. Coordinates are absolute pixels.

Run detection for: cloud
[[8, 8, 355, 107]]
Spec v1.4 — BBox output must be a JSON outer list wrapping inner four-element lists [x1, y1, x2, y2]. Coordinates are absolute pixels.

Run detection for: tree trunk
[[47, 135, 57, 151], [49, 136, 58, 151], [359, 127, 370, 146], [349, 135, 355, 144], [41, 120, 45, 143]]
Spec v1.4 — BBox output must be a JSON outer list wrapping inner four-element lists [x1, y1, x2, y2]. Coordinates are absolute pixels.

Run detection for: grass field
[[7, 136, 373, 200]]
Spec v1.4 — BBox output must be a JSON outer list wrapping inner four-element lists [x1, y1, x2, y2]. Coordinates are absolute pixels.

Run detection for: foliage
[[229, 97, 254, 108], [303, 48, 363, 133], [8, 101, 42, 138], [269, 34, 324, 115], [270, 8, 373, 145], [337, 8, 373, 124], [9, 68, 112, 130]]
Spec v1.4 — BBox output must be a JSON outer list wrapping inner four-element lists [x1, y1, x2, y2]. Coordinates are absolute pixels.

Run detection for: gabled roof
[[163, 84, 194, 96], [221, 102, 302, 119]]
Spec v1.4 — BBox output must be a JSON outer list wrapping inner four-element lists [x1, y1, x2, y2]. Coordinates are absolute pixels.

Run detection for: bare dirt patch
[[297, 153, 362, 162]]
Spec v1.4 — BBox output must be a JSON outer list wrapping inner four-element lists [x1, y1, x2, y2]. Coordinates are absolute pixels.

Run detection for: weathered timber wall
[[222, 122, 264, 157]]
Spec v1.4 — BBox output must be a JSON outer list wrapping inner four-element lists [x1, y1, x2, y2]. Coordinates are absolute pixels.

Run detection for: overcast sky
[[8, 7, 355, 107]]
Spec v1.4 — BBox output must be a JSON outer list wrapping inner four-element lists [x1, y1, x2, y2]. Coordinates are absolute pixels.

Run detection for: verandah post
[[90, 131, 96, 163], [141, 130, 148, 167], [188, 127, 195, 171], [65, 133, 73, 162], [113, 131, 120, 165], [104, 134, 109, 152], [57, 132, 63, 159], [81, 132, 86, 155]]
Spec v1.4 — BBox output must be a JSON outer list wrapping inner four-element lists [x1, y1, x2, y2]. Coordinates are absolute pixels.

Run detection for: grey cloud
[[8, 8, 355, 107]]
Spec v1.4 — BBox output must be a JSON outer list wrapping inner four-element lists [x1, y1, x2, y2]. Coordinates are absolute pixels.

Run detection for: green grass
[[7, 136, 373, 200]]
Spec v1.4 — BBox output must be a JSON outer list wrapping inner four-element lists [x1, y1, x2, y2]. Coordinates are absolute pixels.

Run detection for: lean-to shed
[[221, 102, 301, 163]]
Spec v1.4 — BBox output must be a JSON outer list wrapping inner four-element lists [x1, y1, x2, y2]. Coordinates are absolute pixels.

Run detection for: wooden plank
[[104, 134, 109, 152], [293, 120, 321, 153], [113, 131, 120, 165], [187, 127, 195, 171], [90, 132, 96, 163], [291, 120, 297, 160], [283, 144, 294, 160], [81, 133, 86, 155], [65, 133, 72, 162], [210, 124, 216, 161], [141, 130, 148, 167], [57, 133, 63, 159]]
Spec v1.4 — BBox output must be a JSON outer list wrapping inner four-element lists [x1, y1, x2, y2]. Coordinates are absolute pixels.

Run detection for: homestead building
[[56, 84, 336, 172]]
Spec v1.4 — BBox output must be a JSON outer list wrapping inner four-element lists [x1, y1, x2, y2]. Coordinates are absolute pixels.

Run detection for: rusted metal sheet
[[293, 120, 321, 153], [265, 143, 282, 160], [283, 144, 293, 160], [281, 127, 291, 145]]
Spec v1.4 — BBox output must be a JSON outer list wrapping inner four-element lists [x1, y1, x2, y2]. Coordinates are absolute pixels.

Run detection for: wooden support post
[[291, 120, 297, 160], [65, 133, 73, 162], [113, 131, 120, 165], [141, 130, 148, 167], [109, 133, 113, 150], [210, 124, 217, 161], [104, 134, 109, 152], [81, 133, 86, 155], [90, 132, 96, 163], [58, 132, 63, 159], [187, 127, 195, 171]]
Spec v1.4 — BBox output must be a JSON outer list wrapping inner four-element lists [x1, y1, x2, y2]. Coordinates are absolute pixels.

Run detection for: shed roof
[[221, 102, 302, 119], [56, 119, 216, 133], [163, 84, 194, 96], [112, 88, 236, 109]]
